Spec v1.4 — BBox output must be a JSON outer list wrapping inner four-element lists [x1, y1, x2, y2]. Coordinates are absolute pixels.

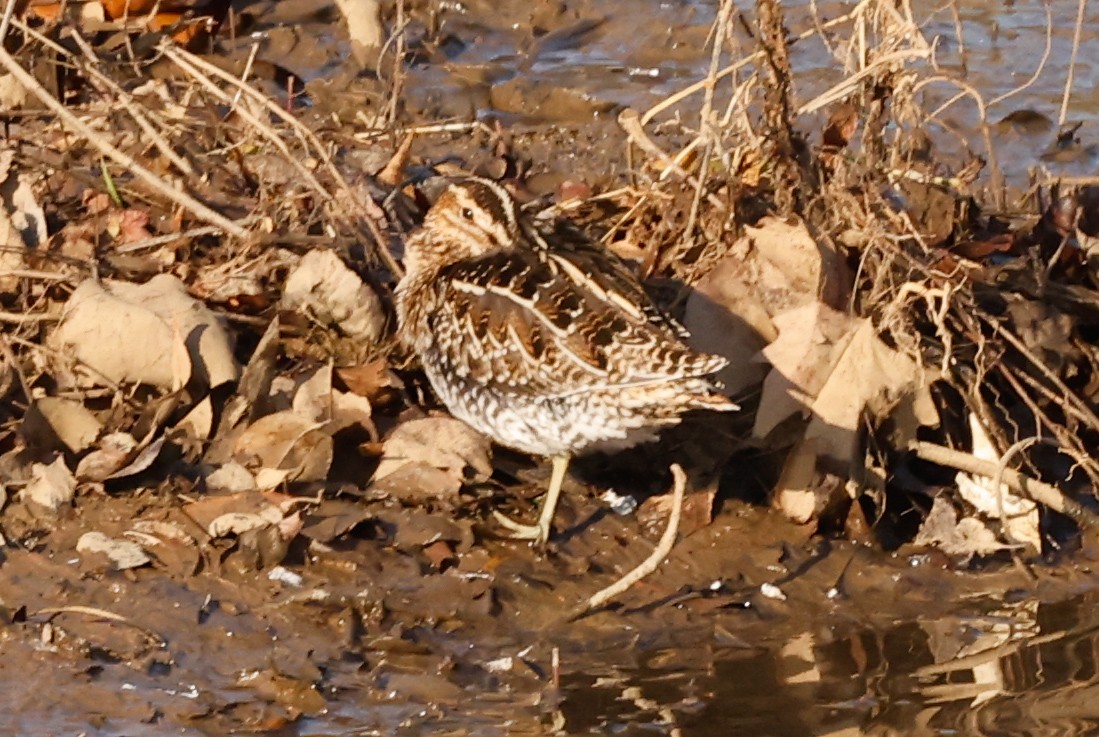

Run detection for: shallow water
[[558, 590, 1099, 737], [391, 0, 1099, 186]]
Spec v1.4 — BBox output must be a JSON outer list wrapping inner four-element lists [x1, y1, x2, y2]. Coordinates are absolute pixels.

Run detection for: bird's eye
[[461, 208, 475, 220]]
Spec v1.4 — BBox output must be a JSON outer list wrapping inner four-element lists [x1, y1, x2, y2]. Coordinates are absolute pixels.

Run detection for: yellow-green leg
[[493, 454, 570, 547]]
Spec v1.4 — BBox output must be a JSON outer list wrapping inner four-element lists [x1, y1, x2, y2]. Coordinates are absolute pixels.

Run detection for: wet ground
[[236, 0, 1099, 186], [4, 1, 1099, 735]]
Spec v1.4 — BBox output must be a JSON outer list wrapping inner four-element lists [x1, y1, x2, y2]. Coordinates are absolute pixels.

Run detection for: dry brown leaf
[[337, 358, 401, 404], [683, 254, 773, 398], [773, 437, 821, 524], [75, 431, 137, 481], [373, 463, 464, 502], [684, 217, 844, 398], [0, 150, 42, 294], [22, 456, 77, 512], [0, 206, 26, 294], [291, 364, 333, 423], [76, 531, 151, 570], [231, 411, 333, 485], [1, 156, 47, 248], [184, 490, 273, 529], [52, 275, 239, 390], [803, 320, 923, 462], [21, 397, 103, 454], [954, 414, 1040, 553], [207, 509, 285, 538], [174, 395, 214, 441], [638, 486, 715, 538], [333, 0, 384, 63], [204, 462, 258, 494], [0, 73, 27, 111], [299, 500, 371, 543], [754, 302, 857, 439], [329, 390, 375, 438], [282, 250, 386, 345], [129, 520, 201, 576], [771, 319, 926, 524], [914, 495, 1012, 560], [372, 417, 492, 497]]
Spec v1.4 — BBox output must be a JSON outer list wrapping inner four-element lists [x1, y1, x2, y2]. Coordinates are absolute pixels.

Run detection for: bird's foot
[[492, 510, 550, 547]]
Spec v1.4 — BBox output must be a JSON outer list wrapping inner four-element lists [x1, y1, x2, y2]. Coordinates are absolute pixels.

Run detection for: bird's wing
[[430, 247, 725, 397], [523, 216, 691, 338]]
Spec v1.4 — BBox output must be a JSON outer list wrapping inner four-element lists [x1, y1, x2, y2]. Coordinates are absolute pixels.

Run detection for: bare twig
[[1058, 0, 1087, 127], [618, 109, 726, 211], [911, 441, 1099, 531], [564, 464, 687, 621], [0, 16, 247, 238], [160, 44, 402, 277], [640, 1, 870, 126], [0, 310, 58, 323]]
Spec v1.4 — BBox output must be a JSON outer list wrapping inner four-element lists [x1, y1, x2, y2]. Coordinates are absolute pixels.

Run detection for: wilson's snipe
[[395, 177, 737, 546]]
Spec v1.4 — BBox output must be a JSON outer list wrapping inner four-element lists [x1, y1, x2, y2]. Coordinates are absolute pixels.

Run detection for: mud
[[3, 1, 1099, 736]]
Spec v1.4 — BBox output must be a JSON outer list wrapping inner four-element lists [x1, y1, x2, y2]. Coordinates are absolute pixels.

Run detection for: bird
[[394, 176, 737, 546]]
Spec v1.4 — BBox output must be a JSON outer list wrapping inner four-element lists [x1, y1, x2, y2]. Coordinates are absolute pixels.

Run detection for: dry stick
[[991, 318, 1099, 431], [1059, 0, 1087, 127], [0, 269, 71, 281], [0, 8, 246, 238], [114, 223, 249, 253], [0, 335, 31, 402], [911, 76, 1004, 207], [946, 0, 968, 74], [354, 120, 489, 139], [797, 49, 931, 115], [164, 51, 337, 203], [0, 310, 58, 323], [46, 24, 195, 176], [564, 464, 687, 622], [0, 0, 18, 40], [161, 45, 402, 277], [35, 605, 166, 647], [916, 628, 1068, 678], [618, 109, 726, 211], [989, 437, 1064, 552], [701, 0, 735, 132], [677, 0, 733, 252], [910, 441, 1099, 531]]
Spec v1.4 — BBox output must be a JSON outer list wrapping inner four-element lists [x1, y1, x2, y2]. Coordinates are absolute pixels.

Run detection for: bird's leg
[[493, 454, 570, 547]]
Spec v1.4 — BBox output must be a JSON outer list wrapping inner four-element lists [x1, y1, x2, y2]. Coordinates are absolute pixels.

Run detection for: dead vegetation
[[611, 0, 1099, 563], [0, 0, 1097, 731]]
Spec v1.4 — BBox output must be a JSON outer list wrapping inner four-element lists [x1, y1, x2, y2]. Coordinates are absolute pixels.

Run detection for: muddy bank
[[1, 487, 1097, 735]]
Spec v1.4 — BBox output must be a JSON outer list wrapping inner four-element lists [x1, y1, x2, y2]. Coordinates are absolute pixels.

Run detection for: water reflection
[[560, 591, 1099, 736]]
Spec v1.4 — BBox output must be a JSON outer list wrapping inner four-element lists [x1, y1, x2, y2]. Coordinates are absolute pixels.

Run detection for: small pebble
[[760, 582, 787, 601], [268, 566, 303, 587], [601, 489, 638, 515]]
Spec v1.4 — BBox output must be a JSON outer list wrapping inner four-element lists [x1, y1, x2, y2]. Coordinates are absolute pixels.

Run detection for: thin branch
[[1058, 0, 1087, 127], [911, 441, 1099, 531], [0, 20, 247, 238], [564, 464, 687, 622]]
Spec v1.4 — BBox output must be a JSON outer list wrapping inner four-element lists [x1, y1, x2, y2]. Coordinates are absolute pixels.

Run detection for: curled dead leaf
[[282, 250, 386, 345], [22, 397, 103, 454], [231, 411, 334, 485], [23, 456, 77, 512], [52, 275, 240, 390]]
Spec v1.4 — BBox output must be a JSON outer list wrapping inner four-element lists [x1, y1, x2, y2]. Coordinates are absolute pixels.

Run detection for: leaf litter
[[0, 0, 1097, 734]]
